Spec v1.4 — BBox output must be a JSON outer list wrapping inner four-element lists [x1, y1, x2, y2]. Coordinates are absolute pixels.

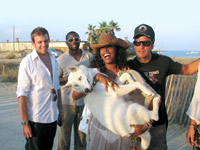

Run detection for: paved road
[[0, 83, 192, 150]]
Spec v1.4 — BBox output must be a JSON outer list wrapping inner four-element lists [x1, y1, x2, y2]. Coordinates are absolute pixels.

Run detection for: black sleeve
[[165, 56, 182, 75]]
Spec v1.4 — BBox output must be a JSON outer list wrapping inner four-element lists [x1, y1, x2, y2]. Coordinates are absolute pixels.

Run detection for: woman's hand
[[72, 90, 86, 100], [95, 73, 119, 92], [186, 125, 196, 146], [130, 124, 148, 136]]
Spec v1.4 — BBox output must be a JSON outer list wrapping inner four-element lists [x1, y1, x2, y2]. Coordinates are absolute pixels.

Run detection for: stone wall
[[0, 42, 33, 52]]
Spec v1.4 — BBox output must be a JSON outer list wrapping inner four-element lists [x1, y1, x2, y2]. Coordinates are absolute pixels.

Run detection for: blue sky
[[0, 0, 200, 51]]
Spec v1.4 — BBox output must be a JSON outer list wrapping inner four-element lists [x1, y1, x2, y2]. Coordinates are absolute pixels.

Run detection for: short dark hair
[[65, 31, 79, 40], [31, 27, 50, 42]]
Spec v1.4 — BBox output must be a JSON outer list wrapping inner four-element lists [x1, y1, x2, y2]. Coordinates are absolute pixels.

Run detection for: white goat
[[66, 65, 160, 150]]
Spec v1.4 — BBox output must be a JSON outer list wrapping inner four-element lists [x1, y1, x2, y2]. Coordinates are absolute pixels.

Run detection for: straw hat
[[91, 33, 129, 53]]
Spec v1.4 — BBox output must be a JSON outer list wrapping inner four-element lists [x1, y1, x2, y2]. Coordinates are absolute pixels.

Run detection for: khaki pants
[[57, 105, 87, 150]]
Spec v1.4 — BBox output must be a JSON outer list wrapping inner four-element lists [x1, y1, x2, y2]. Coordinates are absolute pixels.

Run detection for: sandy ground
[[0, 83, 72, 150], [0, 82, 193, 150]]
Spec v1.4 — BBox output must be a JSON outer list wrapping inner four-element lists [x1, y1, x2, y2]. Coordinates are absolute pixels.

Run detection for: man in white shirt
[[57, 31, 93, 150], [16, 27, 63, 150]]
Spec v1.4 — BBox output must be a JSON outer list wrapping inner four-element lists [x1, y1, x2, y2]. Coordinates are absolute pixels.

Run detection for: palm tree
[[85, 20, 121, 44], [109, 20, 121, 34], [99, 21, 110, 33], [85, 24, 96, 45]]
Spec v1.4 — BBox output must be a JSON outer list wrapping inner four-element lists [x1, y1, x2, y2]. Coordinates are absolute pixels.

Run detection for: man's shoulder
[[151, 54, 182, 72], [57, 51, 69, 59], [20, 53, 33, 64], [57, 51, 70, 63], [152, 53, 172, 62], [18, 53, 35, 72], [82, 49, 93, 61]]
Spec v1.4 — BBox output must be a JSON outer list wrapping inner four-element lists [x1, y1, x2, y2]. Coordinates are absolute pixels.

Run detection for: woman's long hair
[[90, 46, 128, 73]]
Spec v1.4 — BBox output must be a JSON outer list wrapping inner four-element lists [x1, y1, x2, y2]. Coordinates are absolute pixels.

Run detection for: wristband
[[21, 121, 29, 126]]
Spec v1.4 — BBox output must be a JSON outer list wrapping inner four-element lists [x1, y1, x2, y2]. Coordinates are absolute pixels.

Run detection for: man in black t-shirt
[[128, 24, 200, 150]]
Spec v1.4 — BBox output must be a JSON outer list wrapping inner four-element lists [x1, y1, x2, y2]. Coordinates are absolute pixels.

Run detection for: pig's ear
[[68, 67, 78, 72]]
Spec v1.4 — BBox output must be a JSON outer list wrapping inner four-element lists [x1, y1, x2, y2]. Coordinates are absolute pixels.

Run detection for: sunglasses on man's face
[[133, 40, 152, 47], [51, 88, 57, 101], [66, 37, 80, 42]]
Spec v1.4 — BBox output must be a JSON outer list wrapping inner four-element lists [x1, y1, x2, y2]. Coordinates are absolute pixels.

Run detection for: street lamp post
[[13, 26, 15, 52]]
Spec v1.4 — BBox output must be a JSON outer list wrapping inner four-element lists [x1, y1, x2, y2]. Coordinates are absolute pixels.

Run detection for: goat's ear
[[68, 67, 78, 72]]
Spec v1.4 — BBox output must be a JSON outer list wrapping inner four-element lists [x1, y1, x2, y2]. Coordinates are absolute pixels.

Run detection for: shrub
[[0, 62, 19, 82], [0, 50, 8, 54], [5, 53, 16, 59]]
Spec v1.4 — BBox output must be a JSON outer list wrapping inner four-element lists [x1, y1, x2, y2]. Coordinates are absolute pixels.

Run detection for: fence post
[[2, 65, 5, 75]]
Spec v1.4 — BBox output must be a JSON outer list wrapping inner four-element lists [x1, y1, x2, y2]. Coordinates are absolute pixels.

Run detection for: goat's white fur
[[66, 65, 160, 150]]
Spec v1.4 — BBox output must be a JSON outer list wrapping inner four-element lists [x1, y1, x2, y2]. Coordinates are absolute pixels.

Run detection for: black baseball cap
[[133, 24, 155, 43]]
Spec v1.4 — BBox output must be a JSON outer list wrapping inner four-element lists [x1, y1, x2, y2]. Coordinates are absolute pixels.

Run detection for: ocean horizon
[[154, 50, 200, 58]]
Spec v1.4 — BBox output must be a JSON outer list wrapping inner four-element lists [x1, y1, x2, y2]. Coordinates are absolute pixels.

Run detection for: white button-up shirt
[[16, 49, 60, 123]]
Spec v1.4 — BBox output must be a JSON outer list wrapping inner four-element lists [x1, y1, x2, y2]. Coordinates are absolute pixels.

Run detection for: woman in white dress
[[73, 33, 155, 150]]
